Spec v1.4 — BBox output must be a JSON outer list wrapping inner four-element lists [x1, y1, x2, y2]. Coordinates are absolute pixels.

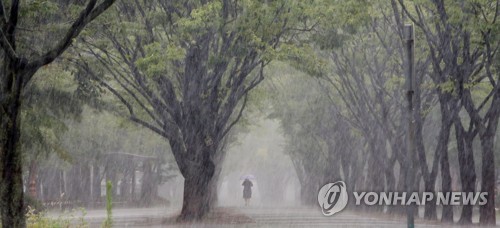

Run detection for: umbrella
[[240, 174, 256, 180]]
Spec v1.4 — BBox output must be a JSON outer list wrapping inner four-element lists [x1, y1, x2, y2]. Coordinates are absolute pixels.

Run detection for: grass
[[26, 206, 88, 228], [102, 181, 113, 228]]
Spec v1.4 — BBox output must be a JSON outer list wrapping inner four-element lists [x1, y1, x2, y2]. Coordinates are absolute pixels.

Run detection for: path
[[48, 206, 497, 227]]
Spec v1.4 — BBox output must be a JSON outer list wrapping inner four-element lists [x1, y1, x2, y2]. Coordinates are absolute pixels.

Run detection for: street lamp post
[[404, 23, 415, 228]]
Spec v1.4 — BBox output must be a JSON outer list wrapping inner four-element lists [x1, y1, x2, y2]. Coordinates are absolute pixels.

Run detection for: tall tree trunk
[[299, 177, 319, 206], [0, 67, 25, 228], [436, 95, 455, 223], [291, 158, 315, 206], [120, 174, 129, 201], [208, 160, 224, 207], [208, 171, 220, 207], [207, 141, 228, 207], [423, 177, 437, 219], [384, 166, 397, 214], [177, 153, 216, 221], [454, 120, 476, 224], [422, 117, 452, 221], [28, 160, 38, 199], [479, 123, 498, 225], [92, 165, 101, 202], [440, 146, 453, 223], [367, 137, 385, 212], [0, 117, 24, 227], [141, 160, 153, 206], [416, 110, 440, 221], [68, 163, 81, 202], [390, 161, 407, 216], [180, 170, 215, 219], [131, 165, 136, 202], [81, 164, 91, 204]]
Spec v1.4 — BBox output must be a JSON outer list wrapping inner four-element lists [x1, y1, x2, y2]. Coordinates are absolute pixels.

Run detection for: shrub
[[102, 181, 113, 228], [26, 206, 88, 228]]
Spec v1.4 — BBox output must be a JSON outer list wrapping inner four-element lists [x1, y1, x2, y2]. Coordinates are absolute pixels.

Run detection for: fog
[[1, 0, 499, 227], [217, 118, 300, 207], [154, 118, 300, 210]]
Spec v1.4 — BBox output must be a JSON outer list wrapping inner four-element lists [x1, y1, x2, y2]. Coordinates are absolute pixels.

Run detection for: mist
[[0, 0, 499, 227]]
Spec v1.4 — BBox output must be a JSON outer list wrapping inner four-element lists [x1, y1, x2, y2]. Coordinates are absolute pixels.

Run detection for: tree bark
[[208, 161, 223, 207], [92, 165, 101, 202], [422, 177, 436, 219], [416, 109, 440, 220], [301, 176, 322, 206], [421, 117, 452, 221], [140, 160, 153, 207], [179, 171, 215, 221], [479, 126, 498, 225], [440, 145, 453, 223], [170, 131, 217, 221], [454, 120, 476, 224], [81, 164, 91, 204], [0, 120, 24, 227], [177, 151, 216, 221], [367, 137, 385, 212], [0, 66, 25, 227], [28, 160, 38, 199], [436, 96, 455, 223], [131, 166, 136, 202]]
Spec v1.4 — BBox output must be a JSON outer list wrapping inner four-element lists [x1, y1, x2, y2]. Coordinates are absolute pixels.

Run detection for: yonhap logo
[[318, 181, 348, 216], [317, 180, 488, 216]]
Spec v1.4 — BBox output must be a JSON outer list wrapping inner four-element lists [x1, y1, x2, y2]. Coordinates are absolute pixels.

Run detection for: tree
[[73, 0, 324, 220], [398, 0, 500, 224], [269, 1, 499, 224], [0, 1, 115, 226], [265, 63, 362, 206], [21, 63, 87, 203]]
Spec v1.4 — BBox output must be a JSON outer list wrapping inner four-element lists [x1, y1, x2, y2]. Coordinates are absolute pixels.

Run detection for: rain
[[0, 0, 499, 227]]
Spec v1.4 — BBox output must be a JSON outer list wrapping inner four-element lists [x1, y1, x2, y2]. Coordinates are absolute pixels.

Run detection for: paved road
[[48, 206, 497, 227], [47, 207, 174, 227], [229, 207, 442, 228]]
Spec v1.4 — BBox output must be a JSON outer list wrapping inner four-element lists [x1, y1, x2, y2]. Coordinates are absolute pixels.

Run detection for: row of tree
[[269, 0, 499, 225], [0, 1, 117, 227], [19, 63, 176, 210], [70, 0, 335, 221], [0, 0, 498, 227], [0, 0, 331, 226]]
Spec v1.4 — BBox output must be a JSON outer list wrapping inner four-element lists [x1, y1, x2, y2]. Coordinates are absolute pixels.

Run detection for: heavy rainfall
[[0, 0, 499, 227]]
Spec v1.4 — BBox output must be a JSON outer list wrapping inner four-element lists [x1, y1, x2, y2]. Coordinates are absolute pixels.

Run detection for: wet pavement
[[48, 206, 498, 227]]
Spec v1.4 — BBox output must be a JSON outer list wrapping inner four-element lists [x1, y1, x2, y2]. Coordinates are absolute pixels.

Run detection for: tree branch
[[27, 0, 116, 71], [73, 57, 171, 140], [0, 1, 7, 28], [0, 30, 17, 60], [219, 93, 248, 141]]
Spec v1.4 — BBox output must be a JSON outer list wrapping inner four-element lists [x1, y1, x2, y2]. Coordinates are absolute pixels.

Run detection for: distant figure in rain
[[242, 178, 253, 206]]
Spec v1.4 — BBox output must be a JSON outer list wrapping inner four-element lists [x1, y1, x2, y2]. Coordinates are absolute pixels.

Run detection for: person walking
[[242, 178, 253, 206]]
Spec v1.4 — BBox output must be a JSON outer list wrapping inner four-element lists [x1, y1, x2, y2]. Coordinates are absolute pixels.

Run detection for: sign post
[[404, 23, 415, 228]]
